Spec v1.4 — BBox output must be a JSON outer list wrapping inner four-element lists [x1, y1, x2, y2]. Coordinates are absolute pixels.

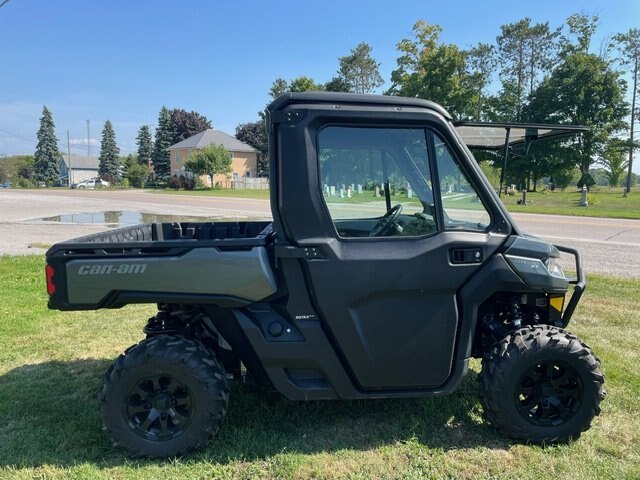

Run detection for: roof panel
[[455, 122, 589, 150]]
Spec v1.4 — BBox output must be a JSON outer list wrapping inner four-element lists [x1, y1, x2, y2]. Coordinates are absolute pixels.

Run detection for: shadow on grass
[[0, 359, 511, 469]]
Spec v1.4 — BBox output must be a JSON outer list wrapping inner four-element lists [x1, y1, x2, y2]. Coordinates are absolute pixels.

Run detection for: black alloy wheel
[[514, 360, 583, 427], [480, 324, 605, 444], [100, 335, 229, 457], [124, 374, 194, 441]]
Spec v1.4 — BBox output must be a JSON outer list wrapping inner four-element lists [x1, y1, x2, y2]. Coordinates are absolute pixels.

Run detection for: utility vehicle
[[45, 93, 605, 457]]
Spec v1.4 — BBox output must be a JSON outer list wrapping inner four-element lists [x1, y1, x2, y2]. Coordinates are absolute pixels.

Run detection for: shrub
[[169, 175, 183, 190], [183, 177, 196, 190]]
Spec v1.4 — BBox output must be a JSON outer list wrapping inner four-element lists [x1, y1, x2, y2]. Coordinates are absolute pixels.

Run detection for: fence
[[217, 178, 269, 190]]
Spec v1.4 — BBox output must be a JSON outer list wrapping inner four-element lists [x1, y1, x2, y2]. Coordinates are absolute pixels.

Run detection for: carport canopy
[[454, 121, 589, 196]]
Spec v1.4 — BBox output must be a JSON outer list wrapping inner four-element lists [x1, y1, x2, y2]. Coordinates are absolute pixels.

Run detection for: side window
[[318, 126, 437, 238], [433, 133, 491, 231]]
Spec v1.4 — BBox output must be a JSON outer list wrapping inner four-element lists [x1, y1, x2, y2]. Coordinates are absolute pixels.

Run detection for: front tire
[[99, 335, 229, 457], [480, 325, 605, 444]]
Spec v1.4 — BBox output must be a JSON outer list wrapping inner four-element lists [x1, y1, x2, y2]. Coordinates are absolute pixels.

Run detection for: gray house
[[60, 154, 99, 185]]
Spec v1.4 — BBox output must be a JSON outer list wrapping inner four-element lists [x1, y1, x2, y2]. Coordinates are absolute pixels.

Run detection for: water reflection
[[38, 210, 214, 226]]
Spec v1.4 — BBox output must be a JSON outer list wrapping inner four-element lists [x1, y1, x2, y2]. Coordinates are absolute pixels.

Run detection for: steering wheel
[[370, 204, 403, 237]]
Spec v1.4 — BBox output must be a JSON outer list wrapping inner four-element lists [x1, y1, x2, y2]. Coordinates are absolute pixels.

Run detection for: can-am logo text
[[78, 264, 147, 275]]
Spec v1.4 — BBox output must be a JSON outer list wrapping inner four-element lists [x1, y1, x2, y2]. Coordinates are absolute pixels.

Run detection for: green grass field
[[504, 189, 640, 219], [1, 256, 638, 479], [150, 187, 640, 220], [151, 188, 271, 200]]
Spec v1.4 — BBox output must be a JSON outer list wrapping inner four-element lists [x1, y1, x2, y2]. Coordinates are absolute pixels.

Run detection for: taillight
[[45, 264, 56, 295]]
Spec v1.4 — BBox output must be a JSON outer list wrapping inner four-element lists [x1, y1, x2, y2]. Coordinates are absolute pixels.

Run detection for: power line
[[0, 127, 37, 144]]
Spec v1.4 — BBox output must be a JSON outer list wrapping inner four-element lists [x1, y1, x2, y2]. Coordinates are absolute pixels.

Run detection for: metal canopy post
[[498, 127, 511, 198]]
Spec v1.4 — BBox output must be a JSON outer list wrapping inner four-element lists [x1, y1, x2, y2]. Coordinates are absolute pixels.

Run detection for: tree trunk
[[625, 55, 637, 197]]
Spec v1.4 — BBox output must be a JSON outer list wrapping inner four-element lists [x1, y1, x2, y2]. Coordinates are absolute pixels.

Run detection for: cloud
[[69, 137, 100, 147]]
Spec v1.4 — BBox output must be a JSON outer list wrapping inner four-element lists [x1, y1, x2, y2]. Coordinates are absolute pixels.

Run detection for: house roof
[[61, 154, 99, 170], [168, 129, 257, 153]]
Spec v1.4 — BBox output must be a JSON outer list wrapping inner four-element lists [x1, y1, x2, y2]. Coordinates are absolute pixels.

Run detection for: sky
[[0, 0, 638, 170]]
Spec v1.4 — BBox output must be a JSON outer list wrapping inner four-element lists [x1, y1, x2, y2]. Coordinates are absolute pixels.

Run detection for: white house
[[60, 154, 99, 184]]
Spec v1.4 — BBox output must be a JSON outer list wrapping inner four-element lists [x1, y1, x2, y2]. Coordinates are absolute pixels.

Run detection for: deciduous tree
[[185, 144, 232, 188], [289, 76, 323, 92], [34, 106, 61, 186], [169, 109, 212, 144], [387, 21, 476, 119], [235, 120, 268, 174], [526, 52, 628, 175], [599, 138, 629, 187]]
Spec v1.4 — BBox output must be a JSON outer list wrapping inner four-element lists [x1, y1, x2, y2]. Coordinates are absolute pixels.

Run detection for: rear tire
[[99, 335, 229, 457], [480, 325, 605, 443]]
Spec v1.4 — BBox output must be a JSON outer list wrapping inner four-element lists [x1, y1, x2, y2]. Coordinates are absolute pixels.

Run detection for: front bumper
[[555, 244, 586, 327]]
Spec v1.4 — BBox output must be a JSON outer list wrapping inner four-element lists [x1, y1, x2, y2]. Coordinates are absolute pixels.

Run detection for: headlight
[[505, 254, 569, 289], [545, 257, 565, 278]]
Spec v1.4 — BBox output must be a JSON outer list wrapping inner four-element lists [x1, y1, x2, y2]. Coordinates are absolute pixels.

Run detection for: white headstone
[[330, 185, 336, 197]]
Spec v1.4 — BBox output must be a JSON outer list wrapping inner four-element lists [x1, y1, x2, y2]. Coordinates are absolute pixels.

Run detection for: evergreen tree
[[613, 28, 640, 194], [269, 78, 289, 100], [152, 106, 174, 183], [336, 42, 384, 94], [34, 106, 61, 186], [496, 18, 559, 122], [136, 125, 154, 166], [466, 43, 497, 120], [98, 120, 120, 179]]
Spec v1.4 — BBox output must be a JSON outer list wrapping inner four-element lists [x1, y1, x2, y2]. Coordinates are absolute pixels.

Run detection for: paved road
[[1, 189, 638, 278]]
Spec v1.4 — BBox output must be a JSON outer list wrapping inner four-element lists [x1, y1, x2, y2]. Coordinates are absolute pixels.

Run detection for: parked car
[[0, 182, 11, 188], [71, 178, 110, 189]]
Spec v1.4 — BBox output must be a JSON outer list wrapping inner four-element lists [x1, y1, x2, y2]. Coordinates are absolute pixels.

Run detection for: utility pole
[[67, 130, 72, 186], [86, 119, 90, 158]]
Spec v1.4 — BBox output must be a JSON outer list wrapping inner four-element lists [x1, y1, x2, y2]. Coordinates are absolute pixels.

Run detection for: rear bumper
[[555, 244, 586, 327]]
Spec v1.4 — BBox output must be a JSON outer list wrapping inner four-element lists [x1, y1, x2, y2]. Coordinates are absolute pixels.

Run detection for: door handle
[[450, 248, 482, 264]]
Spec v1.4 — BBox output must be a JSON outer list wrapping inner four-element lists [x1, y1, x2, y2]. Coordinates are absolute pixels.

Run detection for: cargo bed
[[46, 221, 277, 310]]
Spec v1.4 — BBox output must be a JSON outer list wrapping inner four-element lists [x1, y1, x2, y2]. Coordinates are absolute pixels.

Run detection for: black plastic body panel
[[46, 221, 275, 310], [262, 93, 522, 397]]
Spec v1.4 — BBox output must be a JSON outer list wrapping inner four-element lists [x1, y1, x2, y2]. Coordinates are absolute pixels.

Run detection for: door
[[302, 125, 504, 390]]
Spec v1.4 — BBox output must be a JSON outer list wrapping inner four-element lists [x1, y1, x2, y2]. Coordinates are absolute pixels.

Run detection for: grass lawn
[[148, 188, 640, 220], [501, 189, 640, 219], [1, 256, 638, 479], [150, 188, 271, 200]]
